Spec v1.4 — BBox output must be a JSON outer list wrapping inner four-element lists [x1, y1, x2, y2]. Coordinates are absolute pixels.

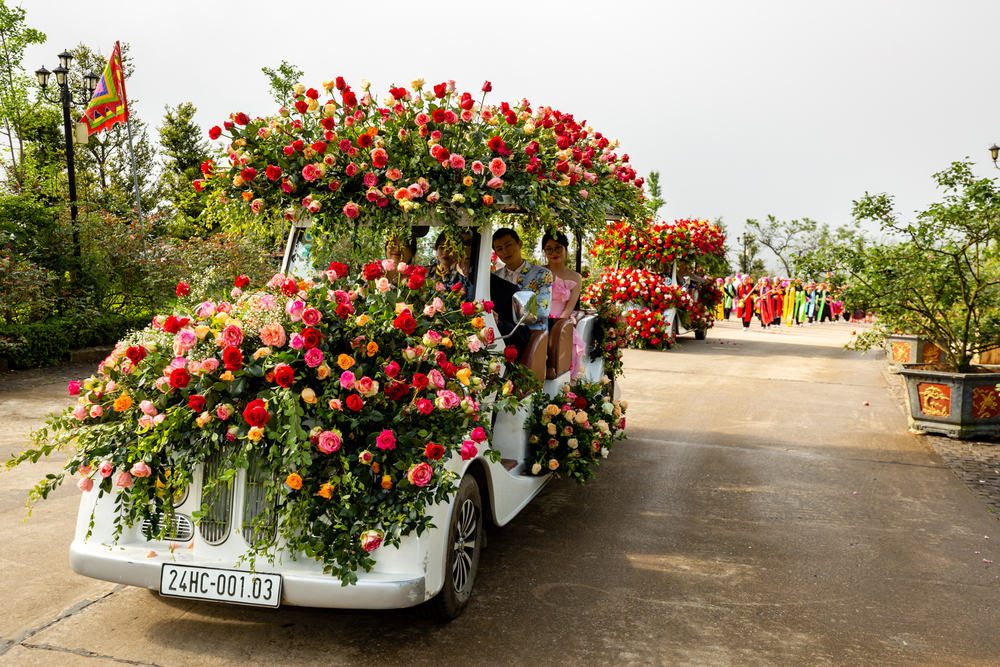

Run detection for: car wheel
[[422, 474, 482, 620]]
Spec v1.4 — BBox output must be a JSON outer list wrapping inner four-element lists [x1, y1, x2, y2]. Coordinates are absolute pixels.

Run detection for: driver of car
[[490, 228, 552, 353]]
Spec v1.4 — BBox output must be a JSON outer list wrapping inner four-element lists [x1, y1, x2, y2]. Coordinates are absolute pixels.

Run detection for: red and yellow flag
[[80, 42, 129, 136]]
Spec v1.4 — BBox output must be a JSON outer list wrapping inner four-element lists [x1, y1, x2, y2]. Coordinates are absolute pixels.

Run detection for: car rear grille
[[140, 513, 194, 541], [241, 452, 276, 547], [198, 446, 233, 545]]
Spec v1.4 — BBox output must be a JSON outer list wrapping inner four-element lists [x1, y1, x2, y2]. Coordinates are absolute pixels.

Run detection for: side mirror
[[512, 291, 538, 326]]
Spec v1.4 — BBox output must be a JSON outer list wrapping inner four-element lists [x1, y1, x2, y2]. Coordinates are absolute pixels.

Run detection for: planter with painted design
[[886, 334, 944, 373], [898, 364, 1000, 439]]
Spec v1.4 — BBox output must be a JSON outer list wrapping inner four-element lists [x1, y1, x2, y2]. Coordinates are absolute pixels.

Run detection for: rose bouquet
[[625, 308, 674, 349], [10, 261, 524, 584], [196, 77, 648, 243], [591, 218, 726, 272], [525, 379, 627, 484]]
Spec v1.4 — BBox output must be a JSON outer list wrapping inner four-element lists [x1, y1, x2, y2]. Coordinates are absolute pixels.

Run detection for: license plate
[[160, 564, 281, 608]]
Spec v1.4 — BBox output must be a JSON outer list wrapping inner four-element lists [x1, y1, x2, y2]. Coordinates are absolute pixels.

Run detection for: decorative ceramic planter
[[898, 364, 1000, 439], [886, 334, 944, 373]]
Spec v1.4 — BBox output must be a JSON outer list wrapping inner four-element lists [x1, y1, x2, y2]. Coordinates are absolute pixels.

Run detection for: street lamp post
[[736, 234, 751, 275], [990, 144, 1000, 170], [35, 51, 99, 256]]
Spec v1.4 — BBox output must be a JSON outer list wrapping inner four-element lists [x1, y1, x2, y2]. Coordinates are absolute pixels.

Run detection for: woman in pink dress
[[542, 231, 586, 378]]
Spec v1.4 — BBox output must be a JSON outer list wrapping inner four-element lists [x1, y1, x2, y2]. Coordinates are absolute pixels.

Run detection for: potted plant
[[840, 160, 1000, 438]]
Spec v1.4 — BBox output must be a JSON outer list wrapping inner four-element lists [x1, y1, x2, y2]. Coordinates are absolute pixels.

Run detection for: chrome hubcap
[[452, 499, 478, 592]]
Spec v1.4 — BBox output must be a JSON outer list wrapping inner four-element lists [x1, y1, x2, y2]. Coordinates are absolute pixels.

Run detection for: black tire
[[422, 474, 483, 620], [694, 328, 707, 340]]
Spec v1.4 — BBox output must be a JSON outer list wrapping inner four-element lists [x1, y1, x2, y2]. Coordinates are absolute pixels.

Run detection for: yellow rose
[[286, 472, 303, 490], [194, 325, 211, 340], [356, 314, 369, 326], [411, 77, 425, 91], [322, 79, 336, 91], [220, 371, 234, 382], [323, 103, 337, 116], [456, 368, 472, 386], [301, 388, 318, 404], [232, 175, 244, 187], [307, 98, 319, 112], [248, 426, 264, 442], [545, 404, 560, 417], [253, 347, 272, 360]]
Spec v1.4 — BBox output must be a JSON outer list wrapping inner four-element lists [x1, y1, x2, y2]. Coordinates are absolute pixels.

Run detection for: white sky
[[21, 0, 1000, 271]]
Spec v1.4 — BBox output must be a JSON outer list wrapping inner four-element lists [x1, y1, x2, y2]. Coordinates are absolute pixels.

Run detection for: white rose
[[531, 463, 542, 475], [600, 447, 609, 458], [567, 438, 578, 450]]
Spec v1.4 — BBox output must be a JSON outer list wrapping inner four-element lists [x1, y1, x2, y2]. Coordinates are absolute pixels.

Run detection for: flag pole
[[124, 114, 143, 223]]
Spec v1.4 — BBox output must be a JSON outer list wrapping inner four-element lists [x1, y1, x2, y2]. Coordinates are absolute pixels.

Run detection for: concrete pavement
[[1, 322, 998, 666]]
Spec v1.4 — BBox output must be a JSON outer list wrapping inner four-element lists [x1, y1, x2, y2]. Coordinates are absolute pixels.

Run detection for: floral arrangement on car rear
[[525, 379, 628, 484], [196, 77, 649, 243], [8, 260, 525, 585], [590, 218, 726, 272]]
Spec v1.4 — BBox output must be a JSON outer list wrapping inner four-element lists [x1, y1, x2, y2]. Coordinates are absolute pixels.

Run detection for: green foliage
[[261, 60, 304, 105], [159, 102, 209, 225], [0, 314, 148, 367], [0, 0, 47, 192], [793, 220, 867, 285], [647, 170, 665, 217], [842, 160, 1000, 372]]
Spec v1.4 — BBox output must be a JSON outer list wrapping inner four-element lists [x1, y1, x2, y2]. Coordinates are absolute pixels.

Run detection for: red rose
[[321, 117, 336, 130], [504, 346, 518, 362], [234, 112, 250, 126], [412, 373, 429, 390], [342, 91, 357, 107], [163, 316, 182, 334], [393, 313, 417, 335], [176, 282, 190, 297], [358, 134, 373, 148], [335, 304, 351, 319], [505, 110, 517, 125], [573, 396, 588, 409], [301, 328, 322, 349], [224, 121, 234, 130], [243, 398, 270, 427], [482, 81, 492, 93], [223, 346, 243, 371], [125, 346, 147, 366], [460, 302, 476, 316], [281, 278, 299, 297], [363, 263, 384, 281], [241, 167, 257, 181], [389, 86, 407, 100], [385, 382, 410, 401], [487, 136, 504, 151], [459, 92, 474, 111], [481, 300, 494, 314], [407, 273, 425, 290], [440, 361, 457, 378], [335, 76, 346, 90], [169, 367, 191, 389], [431, 108, 446, 124], [188, 395, 206, 412], [305, 88, 319, 100], [234, 275, 249, 289], [346, 394, 364, 412], [274, 364, 295, 388], [295, 100, 309, 114], [328, 261, 349, 277], [433, 82, 447, 98], [208, 126, 222, 140], [425, 443, 445, 460], [200, 160, 214, 176], [265, 165, 282, 181]]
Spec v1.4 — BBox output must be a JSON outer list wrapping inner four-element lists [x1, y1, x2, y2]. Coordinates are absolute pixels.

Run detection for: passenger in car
[[426, 232, 473, 296]]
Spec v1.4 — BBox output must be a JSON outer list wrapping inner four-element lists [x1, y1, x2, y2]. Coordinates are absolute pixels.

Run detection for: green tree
[[0, 1, 46, 192], [744, 215, 819, 276], [735, 228, 766, 277], [68, 42, 162, 220], [647, 170, 665, 218], [261, 60, 304, 105], [793, 220, 866, 282], [158, 101, 208, 225]]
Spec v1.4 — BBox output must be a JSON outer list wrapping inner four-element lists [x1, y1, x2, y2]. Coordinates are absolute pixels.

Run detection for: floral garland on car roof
[[9, 261, 528, 584], [195, 77, 649, 241]]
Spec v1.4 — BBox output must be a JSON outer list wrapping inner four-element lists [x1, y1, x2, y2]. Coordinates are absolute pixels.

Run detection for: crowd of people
[[715, 275, 871, 331]]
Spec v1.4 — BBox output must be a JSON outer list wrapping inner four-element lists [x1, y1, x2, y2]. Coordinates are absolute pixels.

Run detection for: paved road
[[1, 321, 998, 666]]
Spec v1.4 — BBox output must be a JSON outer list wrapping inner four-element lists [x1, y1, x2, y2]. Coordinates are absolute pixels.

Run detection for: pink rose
[[343, 202, 360, 219], [318, 430, 342, 454], [360, 529, 383, 552], [358, 450, 374, 465], [385, 361, 400, 378], [415, 113, 430, 126], [68, 380, 81, 395], [340, 371, 356, 389], [470, 427, 486, 443], [450, 154, 466, 170], [328, 398, 343, 411], [285, 298, 306, 321], [116, 472, 133, 488], [175, 330, 197, 352], [98, 460, 114, 478], [460, 440, 478, 461], [72, 404, 88, 421], [435, 389, 460, 410], [137, 414, 153, 429], [356, 376, 378, 397], [216, 404, 234, 420], [376, 277, 391, 293], [487, 177, 504, 189], [260, 323, 287, 348], [197, 301, 217, 319], [416, 398, 434, 415], [489, 158, 506, 177], [471, 160, 484, 174], [301, 307, 322, 326], [428, 369, 446, 389], [77, 477, 94, 492], [467, 335, 483, 352], [375, 429, 396, 451], [130, 461, 152, 478], [200, 357, 220, 373], [407, 462, 434, 487], [78, 464, 93, 476], [290, 333, 305, 350], [89, 405, 104, 418], [423, 303, 437, 317], [305, 347, 324, 368], [220, 323, 244, 348]]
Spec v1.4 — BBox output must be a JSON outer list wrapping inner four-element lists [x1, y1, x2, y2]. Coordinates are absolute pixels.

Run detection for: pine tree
[[159, 102, 208, 224]]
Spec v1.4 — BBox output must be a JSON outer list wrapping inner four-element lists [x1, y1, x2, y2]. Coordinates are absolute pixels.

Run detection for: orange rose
[[471, 317, 485, 330], [337, 354, 355, 370], [483, 195, 494, 206], [242, 191, 254, 201], [316, 364, 331, 380], [286, 473, 303, 490], [381, 475, 392, 489], [265, 370, 276, 383], [371, 462, 380, 474], [317, 483, 333, 499], [113, 394, 132, 412], [366, 341, 379, 357], [463, 176, 473, 187], [441, 337, 452, 348]]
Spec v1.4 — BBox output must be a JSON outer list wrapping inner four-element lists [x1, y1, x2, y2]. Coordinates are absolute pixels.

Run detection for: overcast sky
[[21, 0, 1000, 271]]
